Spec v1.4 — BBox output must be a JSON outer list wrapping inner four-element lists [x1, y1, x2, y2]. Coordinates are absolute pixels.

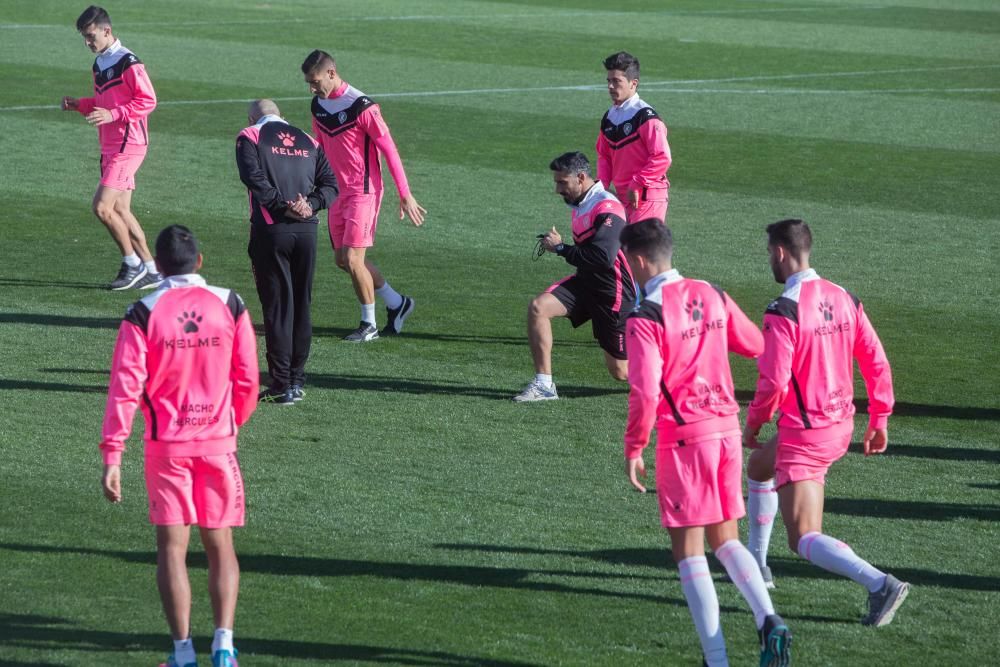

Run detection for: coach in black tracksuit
[[236, 99, 338, 404]]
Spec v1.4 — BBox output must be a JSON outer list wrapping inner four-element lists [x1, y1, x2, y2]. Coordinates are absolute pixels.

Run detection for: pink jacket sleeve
[[100, 321, 149, 465], [746, 313, 796, 431], [629, 120, 671, 191], [76, 96, 96, 115], [230, 309, 259, 427], [359, 106, 412, 199], [624, 317, 663, 459], [853, 304, 894, 429], [596, 132, 612, 190], [725, 294, 764, 359], [109, 64, 157, 123]]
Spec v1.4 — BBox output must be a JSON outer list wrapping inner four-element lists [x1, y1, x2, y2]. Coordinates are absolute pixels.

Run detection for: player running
[[596, 51, 671, 223], [62, 5, 160, 290], [622, 219, 791, 666], [743, 218, 909, 627], [99, 226, 258, 667], [301, 49, 425, 342], [514, 152, 635, 402]]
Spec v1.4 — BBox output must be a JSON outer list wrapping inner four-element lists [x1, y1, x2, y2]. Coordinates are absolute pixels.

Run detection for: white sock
[[173, 637, 195, 664], [212, 627, 234, 653], [535, 373, 554, 388], [678, 556, 728, 667], [715, 539, 775, 629], [376, 282, 403, 310], [798, 531, 887, 592], [144, 259, 158, 274], [361, 303, 376, 325], [747, 478, 777, 568], [123, 253, 141, 268]]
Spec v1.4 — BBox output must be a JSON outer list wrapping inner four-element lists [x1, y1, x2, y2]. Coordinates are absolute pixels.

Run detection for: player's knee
[[527, 297, 545, 320], [92, 200, 114, 221], [334, 256, 349, 271]]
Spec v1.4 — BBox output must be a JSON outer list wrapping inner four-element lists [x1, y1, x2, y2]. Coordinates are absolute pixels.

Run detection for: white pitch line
[[2, 65, 997, 113], [0, 6, 888, 29]]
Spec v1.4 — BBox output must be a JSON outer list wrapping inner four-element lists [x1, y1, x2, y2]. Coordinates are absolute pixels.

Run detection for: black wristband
[[554, 243, 566, 255]]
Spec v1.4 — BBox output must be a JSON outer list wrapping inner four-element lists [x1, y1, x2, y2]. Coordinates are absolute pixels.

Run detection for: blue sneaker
[[212, 648, 239, 667], [160, 655, 198, 667], [758, 614, 791, 667]]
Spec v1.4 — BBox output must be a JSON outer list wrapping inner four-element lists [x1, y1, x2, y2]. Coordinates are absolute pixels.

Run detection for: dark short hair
[[301, 49, 335, 75], [76, 5, 110, 31], [766, 218, 812, 257], [603, 51, 640, 80], [620, 218, 672, 263], [155, 225, 200, 276], [549, 151, 590, 177]]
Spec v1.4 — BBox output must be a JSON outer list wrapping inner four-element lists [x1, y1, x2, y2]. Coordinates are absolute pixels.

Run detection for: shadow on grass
[[0, 277, 105, 290], [969, 482, 999, 491], [847, 441, 1000, 463], [0, 312, 119, 329], [0, 612, 540, 665], [823, 496, 1000, 522], [0, 543, 698, 610], [433, 543, 1000, 593], [306, 372, 625, 400], [0, 379, 105, 393], [310, 327, 594, 348]]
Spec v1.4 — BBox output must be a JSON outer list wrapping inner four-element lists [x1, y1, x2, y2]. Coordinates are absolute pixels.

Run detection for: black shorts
[[548, 275, 633, 360]]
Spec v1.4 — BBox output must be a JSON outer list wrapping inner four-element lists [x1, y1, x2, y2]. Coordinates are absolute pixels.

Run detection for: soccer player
[[62, 5, 160, 290], [622, 219, 791, 667], [743, 218, 909, 627], [513, 152, 635, 402], [236, 99, 339, 405], [301, 49, 425, 342], [596, 51, 671, 224], [99, 225, 258, 667]]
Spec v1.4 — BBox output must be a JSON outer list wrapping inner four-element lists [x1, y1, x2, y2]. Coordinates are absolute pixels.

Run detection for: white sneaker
[[512, 380, 558, 402]]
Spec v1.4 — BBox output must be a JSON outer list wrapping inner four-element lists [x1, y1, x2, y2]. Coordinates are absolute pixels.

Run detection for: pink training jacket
[[596, 94, 671, 205], [75, 40, 156, 156], [625, 270, 764, 458], [100, 275, 259, 465], [310, 81, 410, 198], [746, 269, 894, 444]]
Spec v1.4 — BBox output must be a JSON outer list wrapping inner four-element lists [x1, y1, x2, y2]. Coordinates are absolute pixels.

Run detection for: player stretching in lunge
[[743, 219, 909, 627], [514, 152, 635, 402], [301, 50, 425, 341], [597, 51, 671, 223], [621, 219, 791, 666], [62, 5, 161, 290], [99, 226, 258, 667]]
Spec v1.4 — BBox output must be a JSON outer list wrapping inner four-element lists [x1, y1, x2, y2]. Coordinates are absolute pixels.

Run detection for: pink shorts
[[328, 192, 383, 248], [144, 452, 245, 528], [775, 434, 851, 489], [100, 152, 145, 191], [626, 197, 668, 224], [655, 435, 745, 528]]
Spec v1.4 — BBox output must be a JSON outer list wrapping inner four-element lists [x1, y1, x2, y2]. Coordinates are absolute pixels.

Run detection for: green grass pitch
[[0, 0, 998, 664]]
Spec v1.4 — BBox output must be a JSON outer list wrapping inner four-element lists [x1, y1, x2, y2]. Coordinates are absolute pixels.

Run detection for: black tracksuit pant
[[249, 222, 317, 389]]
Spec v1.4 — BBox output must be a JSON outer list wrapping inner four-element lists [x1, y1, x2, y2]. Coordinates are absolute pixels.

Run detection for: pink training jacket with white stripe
[[310, 81, 410, 198], [75, 39, 156, 156], [596, 94, 671, 204], [625, 270, 764, 458], [746, 269, 894, 444], [100, 275, 259, 465]]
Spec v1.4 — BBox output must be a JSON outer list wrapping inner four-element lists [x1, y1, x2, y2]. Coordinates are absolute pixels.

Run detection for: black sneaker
[[290, 384, 305, 402], [108, 262, 148, 291], [343, 321, 379, 342], [381, 296, 415, 335], [758, 614, 792, 667], [258, 386, 295, 405], [134, 270, 164, 290]]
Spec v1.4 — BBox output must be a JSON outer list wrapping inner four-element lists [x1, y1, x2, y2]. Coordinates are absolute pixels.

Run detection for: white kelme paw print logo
[[685, 299, 704, 321], [277, 132, 295, 147], [178, 311, 203, 333]]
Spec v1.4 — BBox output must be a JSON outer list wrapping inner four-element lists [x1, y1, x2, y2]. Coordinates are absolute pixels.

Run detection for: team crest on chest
[[623, 122, 633, 135], [104, 68, 114, 79], [338, 111, 348, 123]]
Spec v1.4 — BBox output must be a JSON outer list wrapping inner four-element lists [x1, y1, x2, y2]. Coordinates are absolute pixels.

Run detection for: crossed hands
[[285, 193, 314, 220]]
